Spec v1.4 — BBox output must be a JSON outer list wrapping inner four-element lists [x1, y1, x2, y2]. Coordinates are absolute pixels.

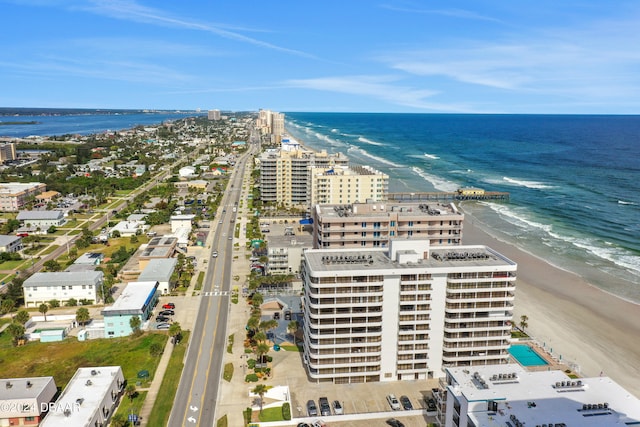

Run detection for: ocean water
[[0, 111, 200, 137], [284, 113, 640, 303]]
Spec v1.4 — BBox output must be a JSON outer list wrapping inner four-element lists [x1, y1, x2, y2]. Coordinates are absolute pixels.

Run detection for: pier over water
[[388, 187, 510, 202]]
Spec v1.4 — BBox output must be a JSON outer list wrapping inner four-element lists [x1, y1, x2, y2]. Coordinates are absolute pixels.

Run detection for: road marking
[[187, 416, 196, 423], [190, 405, 199, 412]]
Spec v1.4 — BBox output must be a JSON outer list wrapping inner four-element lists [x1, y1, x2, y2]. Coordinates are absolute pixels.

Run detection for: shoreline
[[461, 208, 640, 397]]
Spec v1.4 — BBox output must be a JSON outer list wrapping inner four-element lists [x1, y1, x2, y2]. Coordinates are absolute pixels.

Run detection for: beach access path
[[463, 219, 640, 398]]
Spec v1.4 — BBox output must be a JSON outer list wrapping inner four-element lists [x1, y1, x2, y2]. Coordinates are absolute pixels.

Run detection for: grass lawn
[[0, 331, 167, 389], [280, 344, 303, 352], [146, 331, 190, 427], [39, 245, 59, 256], [115, 390, 148, 420], [257, 406, 284, 422], [0, 260, 26, 270]]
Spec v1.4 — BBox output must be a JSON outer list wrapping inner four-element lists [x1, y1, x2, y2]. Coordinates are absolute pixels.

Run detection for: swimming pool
[[509, 344, 549, 366]]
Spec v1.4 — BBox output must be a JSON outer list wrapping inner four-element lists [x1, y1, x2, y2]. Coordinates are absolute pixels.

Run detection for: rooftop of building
[[266, 232, 314, 248], [311, 164, 388, 177], [0, 234, 21, 246], [313, 200, 462, 219], [304, 241, 515, 274], [24, 270, 103, 287], [40, 366, 123, 427], [147, 236, 178, 247], [0, 376, 55, 401], [0, 182, 45, 193], [138, 257, 178, 282], [447, 364, 640, 426], [102, 281, 157, 315], [17, 210, 64, 220]]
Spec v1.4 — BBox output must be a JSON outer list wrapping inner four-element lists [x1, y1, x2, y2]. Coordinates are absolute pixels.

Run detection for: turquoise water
[[509, 344, 548, 366]]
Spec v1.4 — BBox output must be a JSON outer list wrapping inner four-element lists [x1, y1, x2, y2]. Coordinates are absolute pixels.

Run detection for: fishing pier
[[388, 187, 509, 202]]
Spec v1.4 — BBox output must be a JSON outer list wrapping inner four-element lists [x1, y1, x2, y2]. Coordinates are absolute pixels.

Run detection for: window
[[61, 286, 66, 290]]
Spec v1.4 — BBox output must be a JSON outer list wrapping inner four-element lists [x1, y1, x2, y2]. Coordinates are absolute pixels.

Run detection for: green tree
[[39, 303, 49, 321], [48, 299, 60, 308], [287, 320, 299, 341], [0, 298, 15, 315], [129, 316, 142, 335], [125, 383, 137, 402], [109, 413, 127, 427], [256, 343, 270, 363], [251, 292, 263, 307], [43, 260, 62, 272], [6, 322, 25, 346], [247, 315, 260, 332], [519, 314, 529, 331], [169, 322, 182, 339], [76, 307, 90, 326], [252, 384, 270, 414], [149, 342, 163, 357], [14, 310, 30, 325], [66, 298, 78, 307]]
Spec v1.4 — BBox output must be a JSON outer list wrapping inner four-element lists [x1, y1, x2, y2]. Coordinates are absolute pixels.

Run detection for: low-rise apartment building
[[23, 271, 103, 308], [0, 183, 46, 212], [0, 376, 57, 426], [312, 200, 464, 249], [301, 239, 516, 384], [40, 367, 124, 427], [442, 364, 640, 427]]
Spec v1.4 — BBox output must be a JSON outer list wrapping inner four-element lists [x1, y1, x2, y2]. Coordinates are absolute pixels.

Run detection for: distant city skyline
[[3, 0, 640, 114]]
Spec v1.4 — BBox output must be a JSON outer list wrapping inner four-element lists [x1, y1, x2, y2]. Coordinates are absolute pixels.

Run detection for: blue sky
[[2, 0, 640, 113]]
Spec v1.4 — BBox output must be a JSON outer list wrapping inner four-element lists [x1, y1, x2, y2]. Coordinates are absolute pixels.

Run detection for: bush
[[66, 298, 78, 307], [282, 402, 291, 420], [243, 408, 252, 425], [247, 359, 256, 369], [48, 299, 60, 308], [245, 374, 259, 382]]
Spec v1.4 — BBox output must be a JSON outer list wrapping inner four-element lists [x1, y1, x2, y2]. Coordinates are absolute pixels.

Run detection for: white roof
[[138, 258, 178, 282], [102, 281, 158, 315], [24, 271, 103, 287], [447, 364, 640, 426], [17, 210, 64, 221], [40, 367, 123, 427]]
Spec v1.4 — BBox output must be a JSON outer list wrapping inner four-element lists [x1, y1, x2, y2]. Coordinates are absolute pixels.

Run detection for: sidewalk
[[138, 336, 175, 426]]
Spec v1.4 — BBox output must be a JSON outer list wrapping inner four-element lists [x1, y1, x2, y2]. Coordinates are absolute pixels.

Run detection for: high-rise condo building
[[301, 239, 516, 384], [258, 141, 349, 209], [312, 201, 464, 249], [207, 109, 221, 120], [310, 165, 388, 206]]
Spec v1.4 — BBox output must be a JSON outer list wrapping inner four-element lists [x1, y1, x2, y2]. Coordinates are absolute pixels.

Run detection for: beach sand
[[462, 219, 640, 398]]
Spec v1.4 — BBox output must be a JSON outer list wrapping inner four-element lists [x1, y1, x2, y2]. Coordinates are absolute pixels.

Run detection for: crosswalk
[[202, 291, 230, 297]]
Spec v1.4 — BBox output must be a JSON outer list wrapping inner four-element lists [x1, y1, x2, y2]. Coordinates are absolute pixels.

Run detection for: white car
[[387, 394, 401, 411], [212, 251, 218, 258]]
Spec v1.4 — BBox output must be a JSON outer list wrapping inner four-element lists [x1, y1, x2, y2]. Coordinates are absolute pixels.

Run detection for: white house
[[23, 271, 104, 308], [16, 210, 66, 229], [178, 165, 197, 178], [0, 234, 23, 252], [0, 376, 57, 426], [110, 219, 148, 237], [40, 367, 124, 427], [170, 214, 194, 233]]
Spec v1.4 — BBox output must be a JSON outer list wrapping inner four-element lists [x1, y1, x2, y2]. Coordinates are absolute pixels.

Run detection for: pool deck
[[510, 340, 575, 374]]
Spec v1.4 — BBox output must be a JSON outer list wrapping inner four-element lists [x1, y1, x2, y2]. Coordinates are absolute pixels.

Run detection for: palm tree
[[519, 314, 529, 331], [287, 320, 299, 342], [129, 316, 142, 335], [39, 303, 49, 322], [76, 307, 90, 326], [256, 342, 270, 364], [169, 322, 182, 340], [247, 315, 260, 332], [6, 323, 25, 346], [14, 310, 30, 325], [125, 383, 137, 402], [252, 384, 270, 414], [251, 292, 263, 308]]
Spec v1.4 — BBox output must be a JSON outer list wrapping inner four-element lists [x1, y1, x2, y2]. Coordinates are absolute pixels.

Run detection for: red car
[[162, 303, 175, 310]]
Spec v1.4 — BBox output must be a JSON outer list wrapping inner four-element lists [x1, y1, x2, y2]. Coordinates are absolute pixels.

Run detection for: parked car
[[162, 302, 175, 309], [318, 397, 330, 416], [297, 424, 310, 427], [386, 419, 405, 427], [386, 394, 401, 411], [159, 310, 174, 316], [306, 400, 318, 417], [212, 251, 218, 258], [332, 400, 343, 415], [156, 315, 170, 323], [400, 395, 413, 410], [156, 323, 170, 330], [311, 421, 326, 427]]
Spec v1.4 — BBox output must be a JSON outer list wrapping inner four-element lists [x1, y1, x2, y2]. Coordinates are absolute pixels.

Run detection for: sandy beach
[[462, 217, 640, 397]]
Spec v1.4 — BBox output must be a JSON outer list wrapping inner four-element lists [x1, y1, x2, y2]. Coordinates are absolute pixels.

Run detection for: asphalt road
[[168, 145, 256, 427]]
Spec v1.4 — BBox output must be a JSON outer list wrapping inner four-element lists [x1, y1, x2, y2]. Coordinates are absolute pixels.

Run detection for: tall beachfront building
[[256, 109, 285, 142], [301, 239, 516, 384], [258, 140, 349, 209], [207, 109, 221, 120], [312, 200, 463, 249], [310, 165, 388, 206], [0, 143, 17, 163]]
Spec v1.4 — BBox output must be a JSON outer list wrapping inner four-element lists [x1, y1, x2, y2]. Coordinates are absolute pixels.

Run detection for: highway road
[[168, 144, 256, 427]]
